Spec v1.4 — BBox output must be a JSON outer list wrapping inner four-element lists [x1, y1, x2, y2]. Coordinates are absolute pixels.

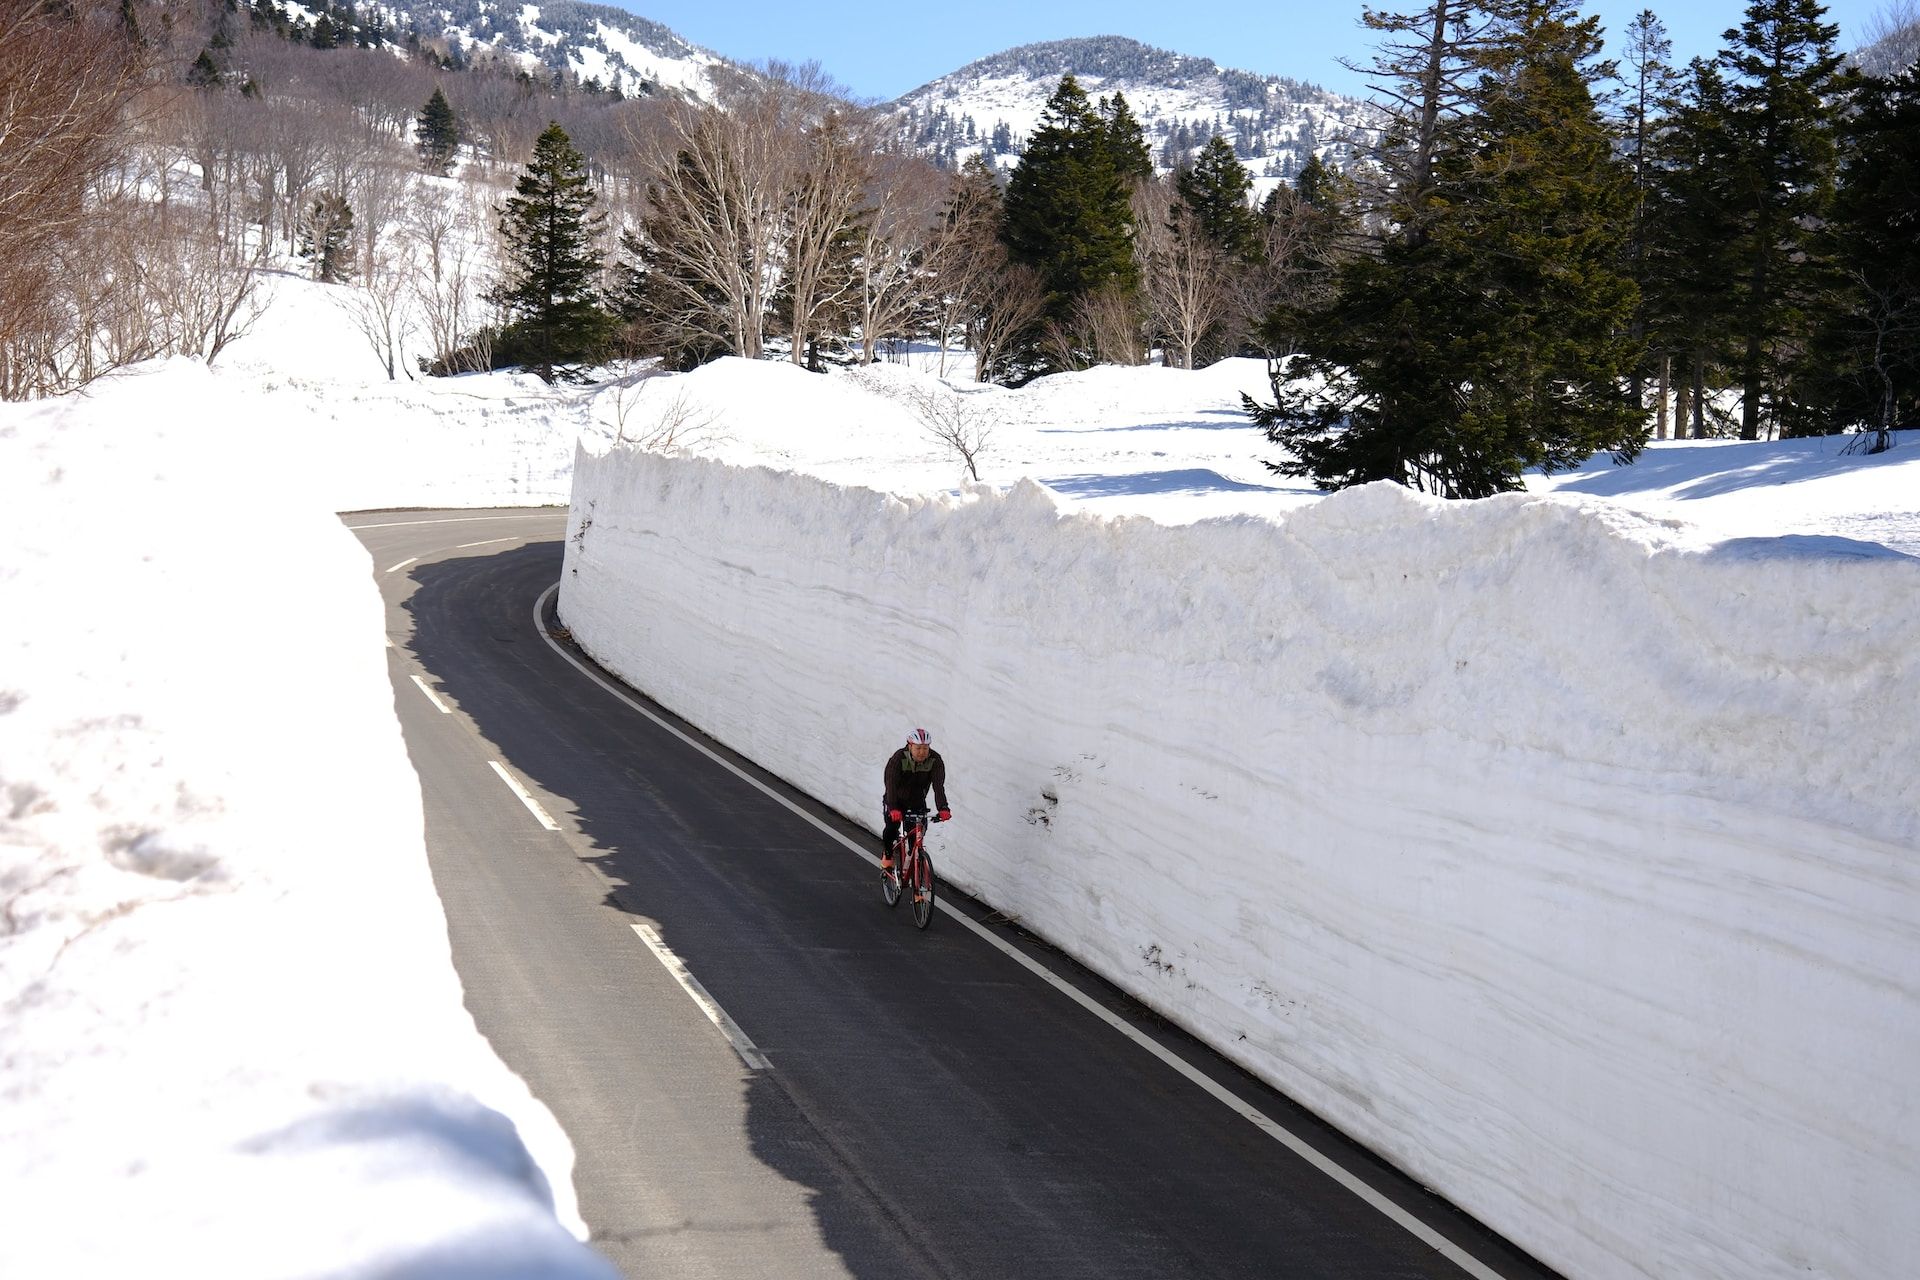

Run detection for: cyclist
[[882, 727, 950, 871]]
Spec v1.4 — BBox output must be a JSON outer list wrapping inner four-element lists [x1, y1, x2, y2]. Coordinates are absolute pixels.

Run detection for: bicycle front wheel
[[911, 850, 935, 929]]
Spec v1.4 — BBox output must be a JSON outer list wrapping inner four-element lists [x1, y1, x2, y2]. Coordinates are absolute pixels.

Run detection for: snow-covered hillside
[[886, 36, 1376, 187], [382, 0, 741, 101]]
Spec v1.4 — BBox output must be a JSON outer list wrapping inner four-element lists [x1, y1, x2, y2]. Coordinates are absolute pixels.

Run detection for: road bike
[[882, 809, 941, 929]]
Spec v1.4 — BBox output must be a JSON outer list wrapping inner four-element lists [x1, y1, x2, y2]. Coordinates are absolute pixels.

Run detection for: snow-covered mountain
[[370, 8, 1372, 185], [885, 36, 1377, 184], [382, 0, 745, 102]]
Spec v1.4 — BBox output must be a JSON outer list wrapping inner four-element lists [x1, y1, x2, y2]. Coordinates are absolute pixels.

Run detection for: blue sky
[[616, 1, 1889, 102]]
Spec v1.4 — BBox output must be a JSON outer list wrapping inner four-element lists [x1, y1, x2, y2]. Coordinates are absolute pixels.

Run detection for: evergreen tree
[[1794, 59, 1920, 445], [298, 191, 356, 283], [1642, 60, 1744, 438], [1096, 92, 1153, 182], [1249, 0, 1643, 497], [493, 122, 612, 383], [187, 48, 222, 89], [309, 12, 336, 48], [1620, 9, 1679, 415], [1176, 136, 1260, 260], [1001, 75, 1139, 340], [1714, 0, 1850, 439], [416, 86, 459, 176]]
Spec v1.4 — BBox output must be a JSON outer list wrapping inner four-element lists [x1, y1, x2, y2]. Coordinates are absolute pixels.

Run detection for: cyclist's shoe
[[880, 856, 895, 874]]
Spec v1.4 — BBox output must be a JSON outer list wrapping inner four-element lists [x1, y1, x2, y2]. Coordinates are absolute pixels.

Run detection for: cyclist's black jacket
[[883, 747, 948, 813]]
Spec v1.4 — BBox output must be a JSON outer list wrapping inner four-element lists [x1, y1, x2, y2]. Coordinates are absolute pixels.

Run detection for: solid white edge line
[[487, 759, 562, 832], [531, 583, 1511, 1280], [631, 922, 772, 1072], [456, 537, 523, 549], [384, 556, 420, 574], [347, 513, 561, 530], [409, 673, 452, 713]]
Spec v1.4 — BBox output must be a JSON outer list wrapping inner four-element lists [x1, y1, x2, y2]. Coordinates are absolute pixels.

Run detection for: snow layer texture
[[561, 443, 1920, 1280], [0, 363, 614, 1279]]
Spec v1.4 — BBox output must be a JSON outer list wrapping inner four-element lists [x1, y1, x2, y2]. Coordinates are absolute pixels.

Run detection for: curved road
[[346, 509, 1564, 1280]]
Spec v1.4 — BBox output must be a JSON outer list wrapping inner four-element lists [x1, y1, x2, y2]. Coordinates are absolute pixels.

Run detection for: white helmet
[[906, 727, 932, 746]]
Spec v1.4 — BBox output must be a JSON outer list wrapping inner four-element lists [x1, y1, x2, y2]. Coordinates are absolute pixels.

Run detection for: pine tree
[[1715, 0, 1850, 439], [416, 86, 459, 176], [1794, 60, 1920, 444], [309, 12, 336, 48], [1097, 92, 1153, 182], [1642, 60, 1744, 439], [1001, 75, 1139, 337], [187, 48, 222, 89], [492, 122, 612, 383], [1621, 10, 1679, 417], [1248, 0, 1643, 497], [1176, 136, 1260, 260], [298, 191, 356, 283]]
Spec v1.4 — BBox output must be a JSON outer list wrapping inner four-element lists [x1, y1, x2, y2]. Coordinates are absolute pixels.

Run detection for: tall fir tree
[[493, 122, 612, 383], [1620, 9, 1679, 416], [1096, 92, 1153, 183], [1000, 75, 1139, 362], [1794, 59, 1920, 444], [1714, 0, 1850, 439], [415, 86, 459, 176], [1248, 0, 1643, 497], [1176, 136, 1260, 260]]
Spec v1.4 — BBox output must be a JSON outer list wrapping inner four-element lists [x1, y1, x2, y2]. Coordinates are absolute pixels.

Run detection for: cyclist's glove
[[937, 809, 951, 822], [888, 809, 902, 822]]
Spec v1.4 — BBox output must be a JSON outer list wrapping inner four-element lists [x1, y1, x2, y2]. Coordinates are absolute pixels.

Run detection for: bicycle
[[881, 809, 941, 929]]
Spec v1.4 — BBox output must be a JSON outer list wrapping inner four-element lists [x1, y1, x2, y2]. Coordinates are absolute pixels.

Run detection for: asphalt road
[[346, 508, 1565, 1280]]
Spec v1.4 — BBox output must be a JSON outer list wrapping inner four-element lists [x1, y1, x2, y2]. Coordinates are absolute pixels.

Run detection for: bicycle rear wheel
[[911, 849, 935, 929], [881, 842, 903, 908]]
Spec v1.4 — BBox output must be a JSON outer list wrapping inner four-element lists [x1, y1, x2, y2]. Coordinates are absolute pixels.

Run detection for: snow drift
[[0, 363, 614, 1279], [560, 443, 1920, 1280]]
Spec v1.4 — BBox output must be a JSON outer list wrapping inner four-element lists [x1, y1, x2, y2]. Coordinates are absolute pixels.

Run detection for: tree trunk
[[1655, 352, 1670, 440]]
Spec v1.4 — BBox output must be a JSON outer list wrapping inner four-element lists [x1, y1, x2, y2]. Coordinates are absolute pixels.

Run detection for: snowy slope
[[0, 363, 613, 1277], [383, 0, 739, 101]]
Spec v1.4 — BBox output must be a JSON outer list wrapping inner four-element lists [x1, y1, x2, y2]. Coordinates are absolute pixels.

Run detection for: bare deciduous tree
[[783, 106, 872, 367], [967, 263, 1048, 384], [629, 91, 793, 359], [883, 378, 996, 481], [0, 0, 146, 397], [854, 155, 945, 365], [601, 379, 724, 452]]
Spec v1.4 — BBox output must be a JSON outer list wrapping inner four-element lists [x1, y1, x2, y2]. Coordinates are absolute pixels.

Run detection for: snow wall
[[0, 363, 613, 1279], [559, 446, 1920, 1280]]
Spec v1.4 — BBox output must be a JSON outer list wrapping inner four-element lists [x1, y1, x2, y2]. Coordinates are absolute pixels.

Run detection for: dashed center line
[[631, 922, 771, 1072], [487, 759, 562, 831], [409, 673, 452, 713], [384, 556, 419, 574]]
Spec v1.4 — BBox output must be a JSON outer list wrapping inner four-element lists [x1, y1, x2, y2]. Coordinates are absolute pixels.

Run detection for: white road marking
[[384, 556, 419, 574], [533, 583, 1512, 1280], [487, 759, 563, 831], [631, 922, 772, 1071], [346, 513, 560, 530], [457, 537, 522, 549], [409, 673, 452, 713]]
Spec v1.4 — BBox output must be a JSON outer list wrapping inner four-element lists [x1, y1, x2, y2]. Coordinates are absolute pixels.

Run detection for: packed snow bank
[[560, 446, 1920, 1280], [0, 363, 614, 1279]]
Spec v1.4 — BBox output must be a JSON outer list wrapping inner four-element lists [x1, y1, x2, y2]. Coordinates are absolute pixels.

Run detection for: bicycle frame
[[884, 809, 938, 928]]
